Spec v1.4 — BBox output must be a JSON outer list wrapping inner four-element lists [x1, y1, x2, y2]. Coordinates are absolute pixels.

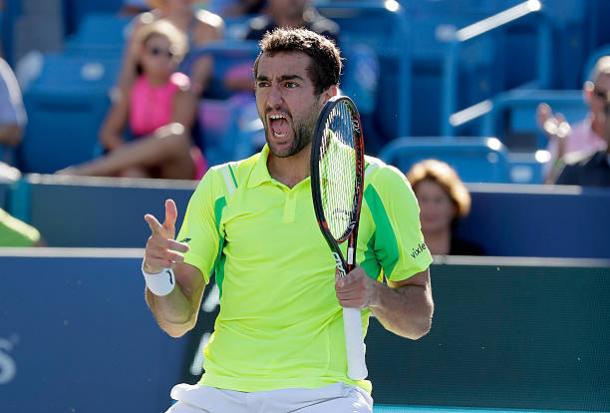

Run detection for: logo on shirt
[[410, 242, 428, 259], [179, 237, 191, 243]]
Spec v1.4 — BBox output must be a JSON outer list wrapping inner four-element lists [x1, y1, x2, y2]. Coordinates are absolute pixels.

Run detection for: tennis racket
[[310, 95, 367, 380]]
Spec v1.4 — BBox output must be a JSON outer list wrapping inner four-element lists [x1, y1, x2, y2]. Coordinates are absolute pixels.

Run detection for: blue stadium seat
[[182, 40, 260, 100], [19, 90, 111, 173], [197, 95, 264, 167], [481, 89, 588, 151], [25, 53, 120, 93], [441, 1, 553, 136], [63, 13, 131, 58], [317, 3, 410, 142], [222, 15, 255, 40], [181, 41, 263, 165], [581, 43, 610, 84], [1, 0, 21, 66], [62, 0, 124, 35], [17, 54, 120, 173], [378, 136, 510, 183], [541, 0, 590, 89]]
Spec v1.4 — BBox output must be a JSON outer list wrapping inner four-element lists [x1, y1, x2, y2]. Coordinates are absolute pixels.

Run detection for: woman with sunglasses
[[58, 21, 206, 180], [119, 0, 224, 96], [538, 56, 610, 183]]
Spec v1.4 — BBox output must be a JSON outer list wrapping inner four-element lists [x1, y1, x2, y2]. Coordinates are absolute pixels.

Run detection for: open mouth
[[268, 113, 291, 139]]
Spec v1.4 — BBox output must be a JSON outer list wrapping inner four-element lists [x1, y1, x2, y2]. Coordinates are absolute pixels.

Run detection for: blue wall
[[0, 253, 201, 413], [16, 177, 197, 247], [7, 176, 610, 259], [1, 253, 609, 411], [456, 184, 610, 259]]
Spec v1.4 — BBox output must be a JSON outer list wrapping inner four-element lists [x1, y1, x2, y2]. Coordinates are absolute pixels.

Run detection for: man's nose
[[267, 84, 284, 108]]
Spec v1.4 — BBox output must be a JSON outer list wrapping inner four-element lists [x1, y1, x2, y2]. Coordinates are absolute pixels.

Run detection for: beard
[[266, 105, 318, 158]]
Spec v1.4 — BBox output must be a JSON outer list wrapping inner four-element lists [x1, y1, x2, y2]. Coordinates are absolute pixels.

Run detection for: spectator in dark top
[[245, 0, 338, 44], [407, 159, 484, 256], [553, 59, 610, 187], [224, 0, 339, 93], [554, 135, 610, 187], [207, 0, 266, 18], [538, 56, 609, 183]]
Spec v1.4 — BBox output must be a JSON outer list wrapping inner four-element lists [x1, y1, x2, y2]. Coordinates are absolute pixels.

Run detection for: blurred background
[[1, 0, 609, 412]]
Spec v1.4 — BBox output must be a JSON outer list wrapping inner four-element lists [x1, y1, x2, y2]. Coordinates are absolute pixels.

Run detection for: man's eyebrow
[[254, 74, 304, 82], [278, 74, 304, 82]]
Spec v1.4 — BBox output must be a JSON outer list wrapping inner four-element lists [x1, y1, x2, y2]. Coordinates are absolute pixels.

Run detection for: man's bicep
[[371, 167, 432, 281], [388, 268, 430, 289]]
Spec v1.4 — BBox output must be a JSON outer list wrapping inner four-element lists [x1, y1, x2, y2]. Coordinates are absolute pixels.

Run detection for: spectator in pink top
[[119, 0, 224, 96], [538, 56, 610, 182], [58, 20, 206, 179]]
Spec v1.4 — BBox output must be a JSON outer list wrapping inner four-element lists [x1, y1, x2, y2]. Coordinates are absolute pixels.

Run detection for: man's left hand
[[335, 266, 379, 309]]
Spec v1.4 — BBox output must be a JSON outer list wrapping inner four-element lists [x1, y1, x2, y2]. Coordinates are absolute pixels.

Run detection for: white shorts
[[165, 382, 373, 413]]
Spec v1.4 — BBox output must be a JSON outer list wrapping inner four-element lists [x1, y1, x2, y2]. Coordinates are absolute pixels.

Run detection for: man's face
[[254, 52, 326, 158]]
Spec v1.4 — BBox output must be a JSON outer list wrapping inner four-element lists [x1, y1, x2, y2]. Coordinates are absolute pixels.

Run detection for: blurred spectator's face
[[586, 73, 610, 119], [269, 0, 308, 20], [141, 34, 180, 76], [166, 0, 194, 12], [255, 52, 325, 158], [415, 179, 456, 235]]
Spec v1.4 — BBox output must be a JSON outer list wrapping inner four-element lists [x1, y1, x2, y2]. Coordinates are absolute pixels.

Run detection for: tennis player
[[142, 28, 434, 413]]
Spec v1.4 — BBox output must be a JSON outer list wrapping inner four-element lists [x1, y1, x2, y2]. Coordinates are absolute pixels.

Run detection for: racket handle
[[343, 307, 368, 380]]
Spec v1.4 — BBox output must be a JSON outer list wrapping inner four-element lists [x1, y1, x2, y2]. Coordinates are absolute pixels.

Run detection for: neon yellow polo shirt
[[177, 145, 432, 393]]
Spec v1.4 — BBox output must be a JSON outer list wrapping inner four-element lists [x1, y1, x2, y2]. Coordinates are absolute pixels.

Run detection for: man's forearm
[[145, 281, 202, 337], [369, 282, 434, 340]]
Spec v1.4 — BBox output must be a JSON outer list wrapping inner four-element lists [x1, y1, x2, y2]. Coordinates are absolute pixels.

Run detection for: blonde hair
[[589, 56, 610, 83], [135, 19, 188, 60], [406, 159, 471, 218]]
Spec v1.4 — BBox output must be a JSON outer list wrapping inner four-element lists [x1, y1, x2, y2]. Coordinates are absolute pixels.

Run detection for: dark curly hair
[[253, 27, 342, 95]]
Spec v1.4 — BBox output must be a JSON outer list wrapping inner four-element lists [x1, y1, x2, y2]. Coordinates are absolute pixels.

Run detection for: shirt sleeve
[[176, 169, 223, 284], [0, 59, 27, 126], [366, 164, 433, 282], [0, 208, 40, 247]]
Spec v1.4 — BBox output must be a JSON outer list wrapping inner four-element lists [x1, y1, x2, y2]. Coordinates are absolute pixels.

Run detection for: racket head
[[311, 96, 365, 263]]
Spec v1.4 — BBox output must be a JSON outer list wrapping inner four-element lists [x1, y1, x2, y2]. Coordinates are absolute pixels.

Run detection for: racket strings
[[318, 102, 357, 241]]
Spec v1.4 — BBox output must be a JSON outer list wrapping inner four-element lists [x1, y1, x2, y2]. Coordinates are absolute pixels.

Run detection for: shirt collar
[[248, 144, 273, 188]]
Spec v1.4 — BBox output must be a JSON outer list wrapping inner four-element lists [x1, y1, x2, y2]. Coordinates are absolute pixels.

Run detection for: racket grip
[[342, 307, 368, 380]]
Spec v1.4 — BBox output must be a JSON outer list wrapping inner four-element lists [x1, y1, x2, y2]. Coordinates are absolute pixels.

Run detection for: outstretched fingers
[[143, 199, 188, 273]]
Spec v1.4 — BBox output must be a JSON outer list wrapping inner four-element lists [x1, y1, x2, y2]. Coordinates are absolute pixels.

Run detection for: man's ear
[[583, 80, 594, 105], [320, 85, 338, 104]]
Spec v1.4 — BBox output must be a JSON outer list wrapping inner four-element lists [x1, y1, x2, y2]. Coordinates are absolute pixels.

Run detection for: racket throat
[[347, 247, 355, 266], [332, 252, 348, 277]]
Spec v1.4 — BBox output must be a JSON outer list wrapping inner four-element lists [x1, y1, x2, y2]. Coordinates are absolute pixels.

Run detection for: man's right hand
[[143, 199, 190, 273]]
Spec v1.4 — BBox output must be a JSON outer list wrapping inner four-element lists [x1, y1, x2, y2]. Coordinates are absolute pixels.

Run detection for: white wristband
[[142, 262, 176, 296]]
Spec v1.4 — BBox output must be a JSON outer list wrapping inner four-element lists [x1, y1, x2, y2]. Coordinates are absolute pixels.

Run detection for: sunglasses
[[593, 87, 609, 100], [147, 46, 175, 59]]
